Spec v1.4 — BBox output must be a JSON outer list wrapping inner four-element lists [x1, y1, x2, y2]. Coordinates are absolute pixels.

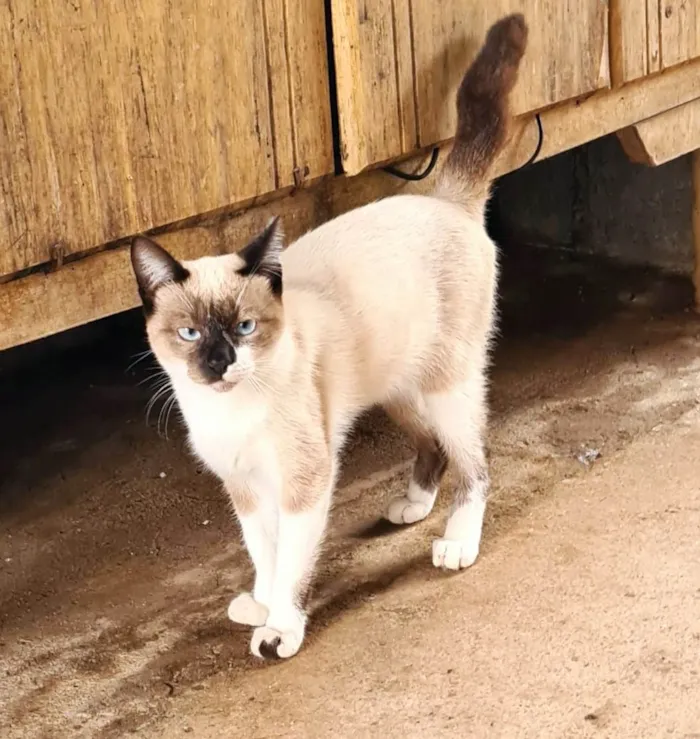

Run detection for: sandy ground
[[1, 246, 699, 738]]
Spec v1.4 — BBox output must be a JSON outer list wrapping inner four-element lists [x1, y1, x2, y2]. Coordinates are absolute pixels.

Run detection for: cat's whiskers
[[163, 394, 180, 437], [126, 349, 154, 373], [248, 374, 275, 398], [137, 368, 168, 387], [146, 382, 174, 426], [157, 391, 178, 439]]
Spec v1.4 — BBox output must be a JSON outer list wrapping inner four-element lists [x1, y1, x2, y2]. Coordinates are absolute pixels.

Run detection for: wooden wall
[[331, 0, 611, 174], [0, 0, 333, 278], [2, 1, 700, 350], [611, 0, 700, 84]]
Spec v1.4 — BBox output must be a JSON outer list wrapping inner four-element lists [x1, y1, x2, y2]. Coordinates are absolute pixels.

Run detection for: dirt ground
[[1, 246, 699, 738]]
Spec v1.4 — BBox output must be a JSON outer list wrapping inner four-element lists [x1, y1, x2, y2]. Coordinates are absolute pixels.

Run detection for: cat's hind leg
[[423, 372, 489, 570], [384, 399, 448, 525]]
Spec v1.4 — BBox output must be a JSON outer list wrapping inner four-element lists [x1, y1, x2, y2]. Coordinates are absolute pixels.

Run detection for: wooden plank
[[268, 0, 334, 186], [0, 173, 413, 351], [493, 58, 700, 176], [617, 98, 700, 166], [610, 1, 700, 82], [4, 56, 700, 351], [391, 0, 419, 153], [660, 0, 700, 70], [0, 1, 333, 278], [330, 0, 404, 171], [331, 0, 610, 174], [647, 0, 661, 74], [610, 0, 649, 85]]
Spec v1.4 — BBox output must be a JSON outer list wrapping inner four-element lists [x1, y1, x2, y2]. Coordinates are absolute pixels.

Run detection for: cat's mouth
[[222, 366, 252, 387], [210, 379, 235, 393]]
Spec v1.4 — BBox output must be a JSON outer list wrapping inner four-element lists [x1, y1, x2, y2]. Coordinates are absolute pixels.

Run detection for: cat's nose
[[206, 345, 235, 377]]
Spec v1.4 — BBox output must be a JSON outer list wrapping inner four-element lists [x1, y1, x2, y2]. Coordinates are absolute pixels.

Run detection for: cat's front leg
[[226, 486, 277, 628], [251, 464, 334, 660]]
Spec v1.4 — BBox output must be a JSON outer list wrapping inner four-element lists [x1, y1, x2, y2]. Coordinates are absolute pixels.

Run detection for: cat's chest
[[177, 386, 272, 484]]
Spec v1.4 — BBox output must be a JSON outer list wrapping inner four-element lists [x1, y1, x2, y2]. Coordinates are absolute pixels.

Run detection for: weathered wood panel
[[610, 0, 657, 85], [6, 55, 700, 352], [610, 1, 700, 85], [660, 0, 700, 69], [331, 0, 610, 174], [617, 97, 700, 166], [0, 0, 333, 278]]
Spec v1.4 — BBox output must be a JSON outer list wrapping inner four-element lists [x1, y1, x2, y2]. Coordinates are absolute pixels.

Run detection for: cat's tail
[[434, 14, 528, 216]]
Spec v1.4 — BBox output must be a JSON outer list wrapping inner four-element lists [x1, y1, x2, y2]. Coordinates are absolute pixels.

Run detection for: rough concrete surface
[[1, 247, 700, 738]]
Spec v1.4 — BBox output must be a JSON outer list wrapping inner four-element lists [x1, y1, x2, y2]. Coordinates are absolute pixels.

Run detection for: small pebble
[[576, 448, 601, 466], [202, 520, 210, 526], [159, 472, 167, 479]]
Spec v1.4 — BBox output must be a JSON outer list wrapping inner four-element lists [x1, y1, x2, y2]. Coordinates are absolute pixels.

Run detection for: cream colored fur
[[132, 14, 528, 660], [171, 194, 496, 658]]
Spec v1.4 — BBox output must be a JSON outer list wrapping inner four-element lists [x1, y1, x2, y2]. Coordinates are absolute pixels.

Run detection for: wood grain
[[5, 56, 700, 352], [0, 0, 333, 278], [0, 171, 412, 350], [659, 0, 700, 69], [610, 0, 649, 84], [331, 0, 610, 174], [610, 1, 700, 84], [493, 58, 700, 174], [617, 98, 700, 166], [647, 0, 661, 74]]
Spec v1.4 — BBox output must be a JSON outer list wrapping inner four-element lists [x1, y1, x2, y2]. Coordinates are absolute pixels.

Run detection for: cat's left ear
[[131, 236, 189, 314], [237, 217, 283, 298]]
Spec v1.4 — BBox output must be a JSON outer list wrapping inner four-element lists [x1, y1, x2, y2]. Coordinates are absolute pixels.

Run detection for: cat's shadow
[[306, 551, 433, 642], [351, 517, 402, 539]]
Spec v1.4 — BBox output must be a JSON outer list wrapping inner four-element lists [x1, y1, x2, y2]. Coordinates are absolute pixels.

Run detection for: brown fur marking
[[440, 14, 528, 201]]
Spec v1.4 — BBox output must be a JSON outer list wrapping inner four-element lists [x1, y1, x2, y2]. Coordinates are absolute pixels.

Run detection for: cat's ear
[[131, 236, 189, 313], [237, 217, 283, 297]]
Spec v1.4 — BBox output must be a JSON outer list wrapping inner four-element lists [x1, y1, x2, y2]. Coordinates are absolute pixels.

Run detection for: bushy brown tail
[[435, 14, 528, 212]]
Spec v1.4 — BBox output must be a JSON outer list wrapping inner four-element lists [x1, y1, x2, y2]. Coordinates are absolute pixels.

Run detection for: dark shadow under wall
[[490, 133, 695, 276]]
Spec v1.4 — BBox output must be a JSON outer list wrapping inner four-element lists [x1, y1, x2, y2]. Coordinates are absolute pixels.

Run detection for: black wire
[[382, 147, 440, 181], [520, 113, 543, 169], [381, 112, 542, 180]]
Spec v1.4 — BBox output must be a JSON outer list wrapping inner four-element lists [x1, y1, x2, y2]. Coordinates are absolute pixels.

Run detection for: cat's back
[[279, 194, 496, 399], [283, 193, 493, 288]]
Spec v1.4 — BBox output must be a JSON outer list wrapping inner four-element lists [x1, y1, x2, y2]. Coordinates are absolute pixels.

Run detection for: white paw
[[385, 495, 433, 525], [432, 538, 479, 570], [227, 592, 269, 627], [251, 624, 304, 660]]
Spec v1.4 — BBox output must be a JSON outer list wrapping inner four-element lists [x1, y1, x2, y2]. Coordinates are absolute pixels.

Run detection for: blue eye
[[177, 327, 201, 342], [235, 319, 257, 336]]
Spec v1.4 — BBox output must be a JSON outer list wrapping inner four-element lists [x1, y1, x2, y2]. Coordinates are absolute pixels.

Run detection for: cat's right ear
[[130, 236, 189, 314]]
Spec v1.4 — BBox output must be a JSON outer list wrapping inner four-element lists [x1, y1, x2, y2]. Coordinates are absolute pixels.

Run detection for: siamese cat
[[131, 14, 528, 659]]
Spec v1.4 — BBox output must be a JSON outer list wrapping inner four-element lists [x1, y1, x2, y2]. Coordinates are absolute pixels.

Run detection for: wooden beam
[[492, 57, 700, 176], [0, 171, 416, 351], [617, 98, 700, 166], [3, 57, 700, 351]]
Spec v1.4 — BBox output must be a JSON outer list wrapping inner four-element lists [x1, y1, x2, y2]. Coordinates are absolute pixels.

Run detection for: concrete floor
[[1, 247, 699, 738]]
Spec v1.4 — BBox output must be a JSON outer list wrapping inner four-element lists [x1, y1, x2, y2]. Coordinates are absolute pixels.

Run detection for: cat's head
[[130, 218, 284, 392]]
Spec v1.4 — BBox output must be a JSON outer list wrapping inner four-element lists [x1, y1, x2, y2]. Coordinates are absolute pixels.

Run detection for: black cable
[[520, 113, 543, 168], [382, 147, 440, 181], [382, 112, 542, 180]]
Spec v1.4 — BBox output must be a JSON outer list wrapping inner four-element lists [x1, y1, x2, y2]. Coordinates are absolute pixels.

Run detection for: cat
[[130, 14, 528, 660]]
